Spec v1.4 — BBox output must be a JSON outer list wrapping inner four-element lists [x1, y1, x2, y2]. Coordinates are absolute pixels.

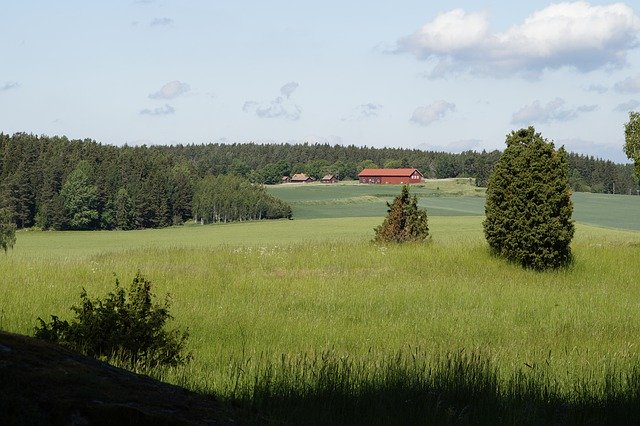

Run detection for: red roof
[[358, 168, 423, 177]]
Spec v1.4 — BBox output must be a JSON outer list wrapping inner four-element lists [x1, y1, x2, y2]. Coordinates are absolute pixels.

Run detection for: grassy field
[[269, 180, 640, 230], [2, 181, 640, 423]]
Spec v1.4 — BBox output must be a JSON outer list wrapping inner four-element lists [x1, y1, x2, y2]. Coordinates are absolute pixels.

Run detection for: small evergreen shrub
[[374, 185, 429, 243], [34, 272, 191, 367], [483, 127, 574, 270]]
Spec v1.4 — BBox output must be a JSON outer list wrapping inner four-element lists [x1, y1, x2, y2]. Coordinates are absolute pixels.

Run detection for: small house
[[290, 173, 314, 183], [321, 174, 338, 184], [357, 168, 423, 184], [282, 176, 291, 183]]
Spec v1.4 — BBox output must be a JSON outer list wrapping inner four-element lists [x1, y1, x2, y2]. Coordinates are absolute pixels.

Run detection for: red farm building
[[358, 168, 423, 184]]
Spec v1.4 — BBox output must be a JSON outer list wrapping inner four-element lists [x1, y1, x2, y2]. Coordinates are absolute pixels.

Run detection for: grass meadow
[[2, 181, 640, 423]]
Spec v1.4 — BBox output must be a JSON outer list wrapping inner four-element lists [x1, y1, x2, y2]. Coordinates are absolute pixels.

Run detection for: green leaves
[[34, 272, 191, 368], [483, 127, 574, 270], [624, 111, 640, 179], [60, 161, 99, 230]]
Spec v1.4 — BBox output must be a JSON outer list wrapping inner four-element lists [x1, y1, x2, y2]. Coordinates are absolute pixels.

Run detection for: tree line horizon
[[0, 131, 636, 231]]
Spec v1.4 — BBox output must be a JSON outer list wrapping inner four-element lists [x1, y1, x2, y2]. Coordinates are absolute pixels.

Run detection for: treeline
[[0, 132, 637, 229], [193, 175, 291, 223], [0, 133, 291, 230], [156, 142, 636, 193]]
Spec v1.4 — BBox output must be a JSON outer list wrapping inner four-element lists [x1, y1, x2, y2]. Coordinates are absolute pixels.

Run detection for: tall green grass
[[2, 214, 640, 422]]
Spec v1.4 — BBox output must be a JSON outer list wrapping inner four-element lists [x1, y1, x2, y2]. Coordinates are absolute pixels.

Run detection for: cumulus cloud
[[342, 103, 382, 121], [243, 82, 302, 120], [150, 17, 173, 27], [614, 99, 640, 112], [614, 74, 640, 93], [149, 81, 190, 99], [280, 81, 299, 98], [396, 2, 640, 78], [0, 82, 20, 92], [140, 104, 175, 116], [410, 100, 455, 126], [511, 98, 597, 125]]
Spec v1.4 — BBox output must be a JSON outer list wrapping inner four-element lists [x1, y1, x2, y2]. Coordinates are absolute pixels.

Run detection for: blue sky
[[1, 1, 640, 162]]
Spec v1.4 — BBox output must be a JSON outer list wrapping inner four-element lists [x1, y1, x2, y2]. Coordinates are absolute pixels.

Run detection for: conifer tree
[[374, 185, 429, 243], [483, 127, 574, 270]]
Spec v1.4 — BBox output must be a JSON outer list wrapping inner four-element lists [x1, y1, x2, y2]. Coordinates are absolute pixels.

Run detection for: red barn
[[358, 168, 423, 184]]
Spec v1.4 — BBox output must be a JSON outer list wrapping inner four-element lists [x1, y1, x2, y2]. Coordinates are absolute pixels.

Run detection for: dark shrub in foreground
[[35, 272, 190, 367]]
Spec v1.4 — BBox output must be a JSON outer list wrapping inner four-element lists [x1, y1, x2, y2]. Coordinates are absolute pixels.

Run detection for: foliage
[[114, 187, 135, 230], [192, 174, 292, 223], [484, 127, 574, 270], [34, 272, 190, 368], [624, 111, 640, 179], [0, 208, 16, 253], [60, 161, 99, 230], [374, 185, 429, 243]]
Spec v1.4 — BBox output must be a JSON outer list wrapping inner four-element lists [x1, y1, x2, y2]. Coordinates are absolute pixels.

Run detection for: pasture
[[2, 181, 640, 423]]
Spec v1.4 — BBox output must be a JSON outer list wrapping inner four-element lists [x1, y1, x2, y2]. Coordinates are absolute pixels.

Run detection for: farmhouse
[[321, 174, 338, 183], [290, 173, 315, 183], [358, 168, 423, 184]]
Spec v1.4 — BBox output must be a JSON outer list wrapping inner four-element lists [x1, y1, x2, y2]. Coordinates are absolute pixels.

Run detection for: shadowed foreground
[[0, 331, 235, 425], [2, 329, 640, 425]]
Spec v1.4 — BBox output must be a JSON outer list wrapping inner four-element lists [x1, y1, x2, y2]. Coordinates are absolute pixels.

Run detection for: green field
[[2, 181, 640, 423]]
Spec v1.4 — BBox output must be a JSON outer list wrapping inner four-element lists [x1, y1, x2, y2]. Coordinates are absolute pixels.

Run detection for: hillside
[[0, 331, 236, 425]]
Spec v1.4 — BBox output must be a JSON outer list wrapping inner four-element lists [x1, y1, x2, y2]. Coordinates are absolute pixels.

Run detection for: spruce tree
[[374, 185, 429, 243], [483, 127, 574, 270]]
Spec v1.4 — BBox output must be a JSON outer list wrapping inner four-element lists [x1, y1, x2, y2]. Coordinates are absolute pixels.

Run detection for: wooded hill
[[0, 132, 636, 230]]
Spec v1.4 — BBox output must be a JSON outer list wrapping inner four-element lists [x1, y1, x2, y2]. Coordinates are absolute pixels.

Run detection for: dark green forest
[[0, 132, 636, 230]]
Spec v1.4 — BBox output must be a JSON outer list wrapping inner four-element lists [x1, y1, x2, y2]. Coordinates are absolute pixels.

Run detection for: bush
[[34, 272, 190, 367], [374, 185, 429, 243], [483, 127, 574, 270]]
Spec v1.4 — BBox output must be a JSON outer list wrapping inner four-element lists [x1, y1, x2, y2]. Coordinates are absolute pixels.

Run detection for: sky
[[2, 1, 640, 163]]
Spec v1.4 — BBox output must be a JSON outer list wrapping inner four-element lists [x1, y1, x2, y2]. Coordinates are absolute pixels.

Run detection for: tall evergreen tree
[[60, 161, 100, 230], [483, 127, 574, 270]]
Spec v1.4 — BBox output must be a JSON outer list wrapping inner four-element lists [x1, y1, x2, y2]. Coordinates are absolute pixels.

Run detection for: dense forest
[[0, 132, 636, 230]]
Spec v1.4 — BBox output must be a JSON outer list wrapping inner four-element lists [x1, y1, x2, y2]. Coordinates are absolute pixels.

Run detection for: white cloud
[[614, 74, 640, 93], [243, 83, 302, 120], [396, 2, 640, 78], [511, 98, 597, 124], [150, 17, 173, 27], [614, 99, 640, 112], [140, 104, 175, 116], [0, 82, 19, 92], [149, 81, 190, 99], [342, 103, 382, 121], [410, 100, 455, 126], [585, 84, 608, 94], [280, 81, 299, 98]]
